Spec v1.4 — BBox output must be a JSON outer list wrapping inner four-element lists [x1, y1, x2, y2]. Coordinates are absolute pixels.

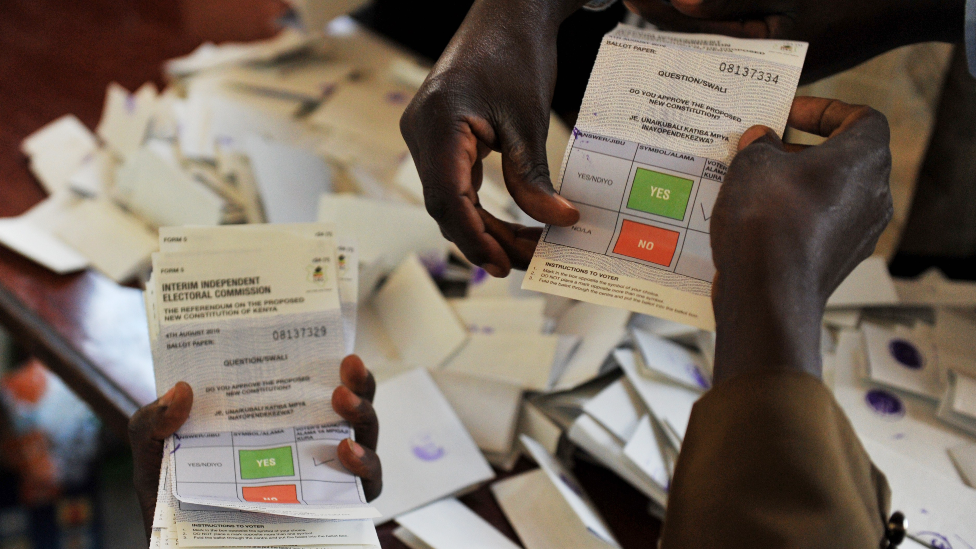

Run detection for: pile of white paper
[[144, 224, 380, 548]]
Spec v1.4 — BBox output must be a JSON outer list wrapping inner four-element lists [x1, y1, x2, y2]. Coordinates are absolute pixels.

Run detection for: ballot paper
[[825, 256, 899, 308], [0, 193, 89, 274], [631, 328, 710, 390], [97, 82, 158, 159], [52, 198, 157, 282], [371, 254, 468, 368], [243, 135, 333, 223], [441, 333, 561, 390], [370, 368, 494, 522], [615, 348, 698, 442], [21, 115, 99, 194], [146, 224, 377, 520], [449, 297, 547, 335], [863, 439, 976, 548], [622, 415, 671, 492], [553, 302, 631, 390], [393, 498, 520, 549], [582, 378, 645, 442], [833, 329, 976, 481], [949, 443, 976, 488], [523, 26, 807, 330], [114, 147, 226, 228], [936, 371, 976, 436], [862, 321, 944, 400], [153, 440, 380, 548], [432, 370, 523, 455], [494, 436, 620, 549]]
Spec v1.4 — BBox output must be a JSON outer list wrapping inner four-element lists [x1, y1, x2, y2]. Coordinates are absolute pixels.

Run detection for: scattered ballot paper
[[370, 368, 494, 522], [862, 321, 944, 400], [145, 224, 378, 522], [937, 371, 976, 436], [631, 328, 710, 390], [523, 25, 808, 330], [393, 498, 520, 549], [492, 436, 620, 549]]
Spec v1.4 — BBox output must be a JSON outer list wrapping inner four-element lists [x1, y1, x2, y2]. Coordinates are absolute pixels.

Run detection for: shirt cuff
[[967, 0, 976, 76]]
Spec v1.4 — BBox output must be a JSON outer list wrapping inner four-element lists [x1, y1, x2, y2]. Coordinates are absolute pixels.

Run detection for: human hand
[[710, 97, 892, 383], [128, 355, 382, 543], [624, 0, 963, 82], [400, 0, 586, 277]]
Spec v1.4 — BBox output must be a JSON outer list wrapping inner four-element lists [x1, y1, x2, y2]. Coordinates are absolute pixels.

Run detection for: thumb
[[738, 125, 785, 151], [500, 125, 579, 228]]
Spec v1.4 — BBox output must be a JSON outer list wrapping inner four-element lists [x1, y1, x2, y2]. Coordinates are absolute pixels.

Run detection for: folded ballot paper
[[523, 25, 808, 330], [144, 224, 381, 549]]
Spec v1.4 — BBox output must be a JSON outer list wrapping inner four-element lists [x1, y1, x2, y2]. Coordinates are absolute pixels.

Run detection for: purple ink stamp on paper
[[385, 91, 409, 105], [888, 339, 923, 369], [410, 433, 445, 462], [865, 389, 905, 420], [470, 267, 488, 285]]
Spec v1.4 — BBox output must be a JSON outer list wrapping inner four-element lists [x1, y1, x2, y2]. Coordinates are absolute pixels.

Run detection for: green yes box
[[627, 168, 694, 220], [239, 446, 295, 479]]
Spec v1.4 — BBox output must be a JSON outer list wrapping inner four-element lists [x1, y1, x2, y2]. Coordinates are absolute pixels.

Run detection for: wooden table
[[0, 1, 661, 546]]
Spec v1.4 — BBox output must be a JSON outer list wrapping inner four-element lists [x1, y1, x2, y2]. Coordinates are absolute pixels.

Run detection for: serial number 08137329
[[272, 326, 328, 341], [718, 62, 779, 83]]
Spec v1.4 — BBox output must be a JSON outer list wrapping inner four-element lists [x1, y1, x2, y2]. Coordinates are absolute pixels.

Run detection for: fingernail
[[347, 390, 362, 408], [348, 439, 365, 458], [481, 263, 504, 278], [158, 386, 177, 408]]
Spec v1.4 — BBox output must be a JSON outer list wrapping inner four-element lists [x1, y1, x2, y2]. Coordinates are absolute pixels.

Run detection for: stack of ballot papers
[[144, 224, 381, 548]]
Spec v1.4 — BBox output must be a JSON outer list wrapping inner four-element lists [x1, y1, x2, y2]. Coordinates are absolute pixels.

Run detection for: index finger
[[787, 97, 875, 138], [406, 121, 512, 277]]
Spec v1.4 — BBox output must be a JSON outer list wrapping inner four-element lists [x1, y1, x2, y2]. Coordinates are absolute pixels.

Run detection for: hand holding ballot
[[128, 354, 383, 541], [710, 97, 892, 383]]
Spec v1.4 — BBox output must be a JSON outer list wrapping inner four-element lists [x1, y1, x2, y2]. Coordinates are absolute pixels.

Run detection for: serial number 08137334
[[718, 62, 779, 83], [272, 326, 328, 341]]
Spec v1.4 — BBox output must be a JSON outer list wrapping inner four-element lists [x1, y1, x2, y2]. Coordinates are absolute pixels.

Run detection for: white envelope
[[432, 370, 523, 455], [833, 329, 976, 481], [372, 254, 468, 368], [826, 256, 899, 307], [493, 436, 620, 549], [113, 147, 225, 229], [631, 328, 710, 390], [582, 378, 645, 442], [862, 321, 943, 400], [371, 368, 494, 522], [394, 498, 520, 549], [615, 348, 698, 442], [21, 114, 98, 194], [243, 135, 332, 223], [442, 333, 560, 390], [863, 439, 976, 548], [449, 297, 547, 335], [52, 198, 157, 282], [97, 82, 157, 159]]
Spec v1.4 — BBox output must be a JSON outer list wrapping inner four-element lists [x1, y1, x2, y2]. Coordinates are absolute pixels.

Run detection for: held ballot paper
[[145, 224, 380, 549], [523, 26, 807, 329]]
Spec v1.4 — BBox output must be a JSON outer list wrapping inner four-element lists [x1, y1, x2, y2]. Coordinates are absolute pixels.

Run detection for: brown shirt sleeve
[[659, 370, 891, 549]]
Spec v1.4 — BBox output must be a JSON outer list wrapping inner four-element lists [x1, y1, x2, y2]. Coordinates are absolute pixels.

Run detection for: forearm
[[712, 275, 824, 385], [660, 371, 890, 549]]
